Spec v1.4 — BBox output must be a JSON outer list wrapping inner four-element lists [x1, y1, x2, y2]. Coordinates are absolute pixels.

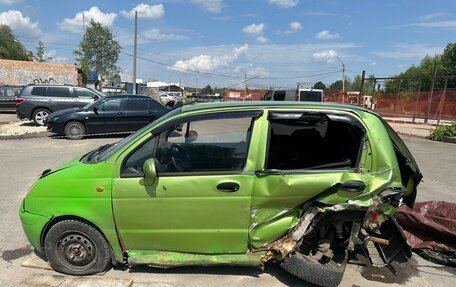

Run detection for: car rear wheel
[[64, 121, 86, 140], [32, 108, 51, 126], [44, 220, 112, 275]]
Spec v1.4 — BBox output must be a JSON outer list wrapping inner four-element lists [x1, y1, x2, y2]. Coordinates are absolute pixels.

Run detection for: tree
[[74, 20, 121, 90], [442, 43, 456, 87], [33, 41, 50, 62], [0, 25, 31, 61], [313, 81, 326, 90], [201, 84, 214, 95]]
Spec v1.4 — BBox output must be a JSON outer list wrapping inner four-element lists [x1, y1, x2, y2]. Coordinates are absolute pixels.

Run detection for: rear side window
[[47, 87, 72, 97], [299, 91, 322, 102], [31, 87, 46, 96], [273, 91, 286, 101], [127, 98, 148, 111], [266, 112, 364, 170]]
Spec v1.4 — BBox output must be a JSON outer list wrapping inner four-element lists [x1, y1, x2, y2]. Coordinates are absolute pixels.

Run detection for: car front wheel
[[32, 108, 51, 126], [64, 121, 86, 140], [44, 220, 112, 275]]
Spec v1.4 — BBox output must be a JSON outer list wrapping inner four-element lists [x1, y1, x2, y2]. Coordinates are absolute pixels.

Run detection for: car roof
[[181, 101, 370, 114], [106, 94, 153, 99]]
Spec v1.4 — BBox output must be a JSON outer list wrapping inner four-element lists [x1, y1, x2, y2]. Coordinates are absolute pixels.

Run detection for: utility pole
[[425, 65, 437, 124], [244, 72, 247, 101], [359, 70, 365, 106], [132, 11, 138, 94], [335, 56, 345, 102]]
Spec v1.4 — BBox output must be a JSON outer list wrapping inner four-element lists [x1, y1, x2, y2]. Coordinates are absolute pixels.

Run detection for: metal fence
[[326, 75, 456, 124]]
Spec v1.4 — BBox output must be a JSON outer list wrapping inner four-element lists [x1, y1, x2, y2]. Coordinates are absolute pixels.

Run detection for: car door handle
[[117, 112, 124, 115], [216, 182, 240, 193], [340, 180, 366, 192]]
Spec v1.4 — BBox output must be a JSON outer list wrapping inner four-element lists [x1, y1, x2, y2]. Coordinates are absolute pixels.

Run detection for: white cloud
[[242, 23, 265, 37], [58, 6, 117, 33], [269, 0, 299, 8], [315, 30, 340, 40], [411, 20, 456, 29], [0, 0, 22, 4], [142, 28, 187, 42], [418, 12, 447, 22], [312, 49, 338, 62], [372, 44, 444, 59], [43, 50, 68, 63], [120, 3, 164, 20], [285, 21, 302, 34], [191, 0, 223, 13], [256, 36, 268, 43], [0, 10, 41, 38], [170, 44, 248, 72]]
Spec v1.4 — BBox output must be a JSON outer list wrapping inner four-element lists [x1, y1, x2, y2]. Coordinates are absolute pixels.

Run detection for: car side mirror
[[143, 158, 157, 186], [93, 106, 98, 114], [92, 95, 99, 100]]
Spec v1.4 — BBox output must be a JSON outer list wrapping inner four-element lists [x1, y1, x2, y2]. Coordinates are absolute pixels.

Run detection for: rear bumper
[[16, 109, 29, 120]]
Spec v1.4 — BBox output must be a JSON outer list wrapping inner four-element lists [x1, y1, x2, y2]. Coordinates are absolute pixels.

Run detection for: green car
[[19, 102, 421, 287]]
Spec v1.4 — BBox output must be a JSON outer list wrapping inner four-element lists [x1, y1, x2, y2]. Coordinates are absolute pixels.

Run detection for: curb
[[0, 132, 50, 140]]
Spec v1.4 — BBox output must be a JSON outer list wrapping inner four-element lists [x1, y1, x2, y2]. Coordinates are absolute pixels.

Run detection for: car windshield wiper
[[87, 144, 113, 162]]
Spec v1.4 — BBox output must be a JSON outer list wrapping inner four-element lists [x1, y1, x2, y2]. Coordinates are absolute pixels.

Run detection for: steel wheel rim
[[67, 123, 83, 137], [56, 231, 97, 270], [35, 111, 48, 125]]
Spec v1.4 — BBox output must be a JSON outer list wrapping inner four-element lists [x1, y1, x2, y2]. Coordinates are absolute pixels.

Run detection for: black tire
[[32, 108, 51, 126], [280, 252, 344, 287], [64, 121, 86, 140], [44, 220, 112, 275]]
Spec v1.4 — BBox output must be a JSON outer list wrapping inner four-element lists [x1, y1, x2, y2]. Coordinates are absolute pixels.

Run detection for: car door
[[46, 87, 75, 110], [112, 110, 262, 254], [124, 97, 151, 131], [249, 109, 373, 248], [85, 97, 127, 134]]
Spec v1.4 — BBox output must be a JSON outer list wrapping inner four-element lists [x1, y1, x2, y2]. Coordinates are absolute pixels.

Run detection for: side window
[[273, 91, 286, 101], [266, 112, 364, 170], [98, 98, 123, 111], [47, 87, 72, 97], [127, 98, 148, 111], [122, 137, 157, 177], [148, 99, 163, 110], [75, 88, 95, 98], [155, 117, 254, 173], [31, 87, 46, 96]]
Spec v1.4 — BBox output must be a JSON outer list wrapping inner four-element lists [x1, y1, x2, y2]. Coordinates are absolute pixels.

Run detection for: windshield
[[84, 107, 183, 163], [87, 87, 106, 98]]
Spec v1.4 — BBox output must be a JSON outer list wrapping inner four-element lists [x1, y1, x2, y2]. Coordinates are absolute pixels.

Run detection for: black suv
[[46, 94, 169, 139], [16, 85, 105, 125], [0, 85, 23, 111]]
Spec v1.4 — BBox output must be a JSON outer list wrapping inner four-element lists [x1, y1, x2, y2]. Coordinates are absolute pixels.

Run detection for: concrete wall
[[0, 59, 78, 86]]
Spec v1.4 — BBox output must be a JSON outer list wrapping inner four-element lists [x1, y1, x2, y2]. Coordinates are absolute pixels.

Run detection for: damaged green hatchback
[[19, 102, 422, 287]]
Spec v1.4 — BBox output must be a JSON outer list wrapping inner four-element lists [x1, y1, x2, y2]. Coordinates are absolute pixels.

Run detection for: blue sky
[[1, 0, 455, 88]]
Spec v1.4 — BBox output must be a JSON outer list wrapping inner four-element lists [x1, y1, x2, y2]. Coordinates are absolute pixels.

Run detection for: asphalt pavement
[[0, 135, 454, 287]]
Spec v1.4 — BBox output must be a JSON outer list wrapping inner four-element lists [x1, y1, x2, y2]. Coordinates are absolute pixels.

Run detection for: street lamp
[[335, 56, 345, 102]]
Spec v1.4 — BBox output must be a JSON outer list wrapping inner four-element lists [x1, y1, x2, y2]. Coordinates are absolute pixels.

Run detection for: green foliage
[[442, 43, 456, 87], [201, 85, 214, 95], [313, 81, 326, 90], [329, 80, 343, 90], [74, 20, 121, 88], [33, 41, 49, 62], [428, 122, 456, 141], [0, 25, 31, 61]]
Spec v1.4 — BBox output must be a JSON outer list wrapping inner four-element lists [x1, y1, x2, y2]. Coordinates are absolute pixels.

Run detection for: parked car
[[19, 101, 421, 287], [46, 94, 168, 139], [264, 88, 325, 102], [16, 85, 105, 125], [0, 85, 23, 111]]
